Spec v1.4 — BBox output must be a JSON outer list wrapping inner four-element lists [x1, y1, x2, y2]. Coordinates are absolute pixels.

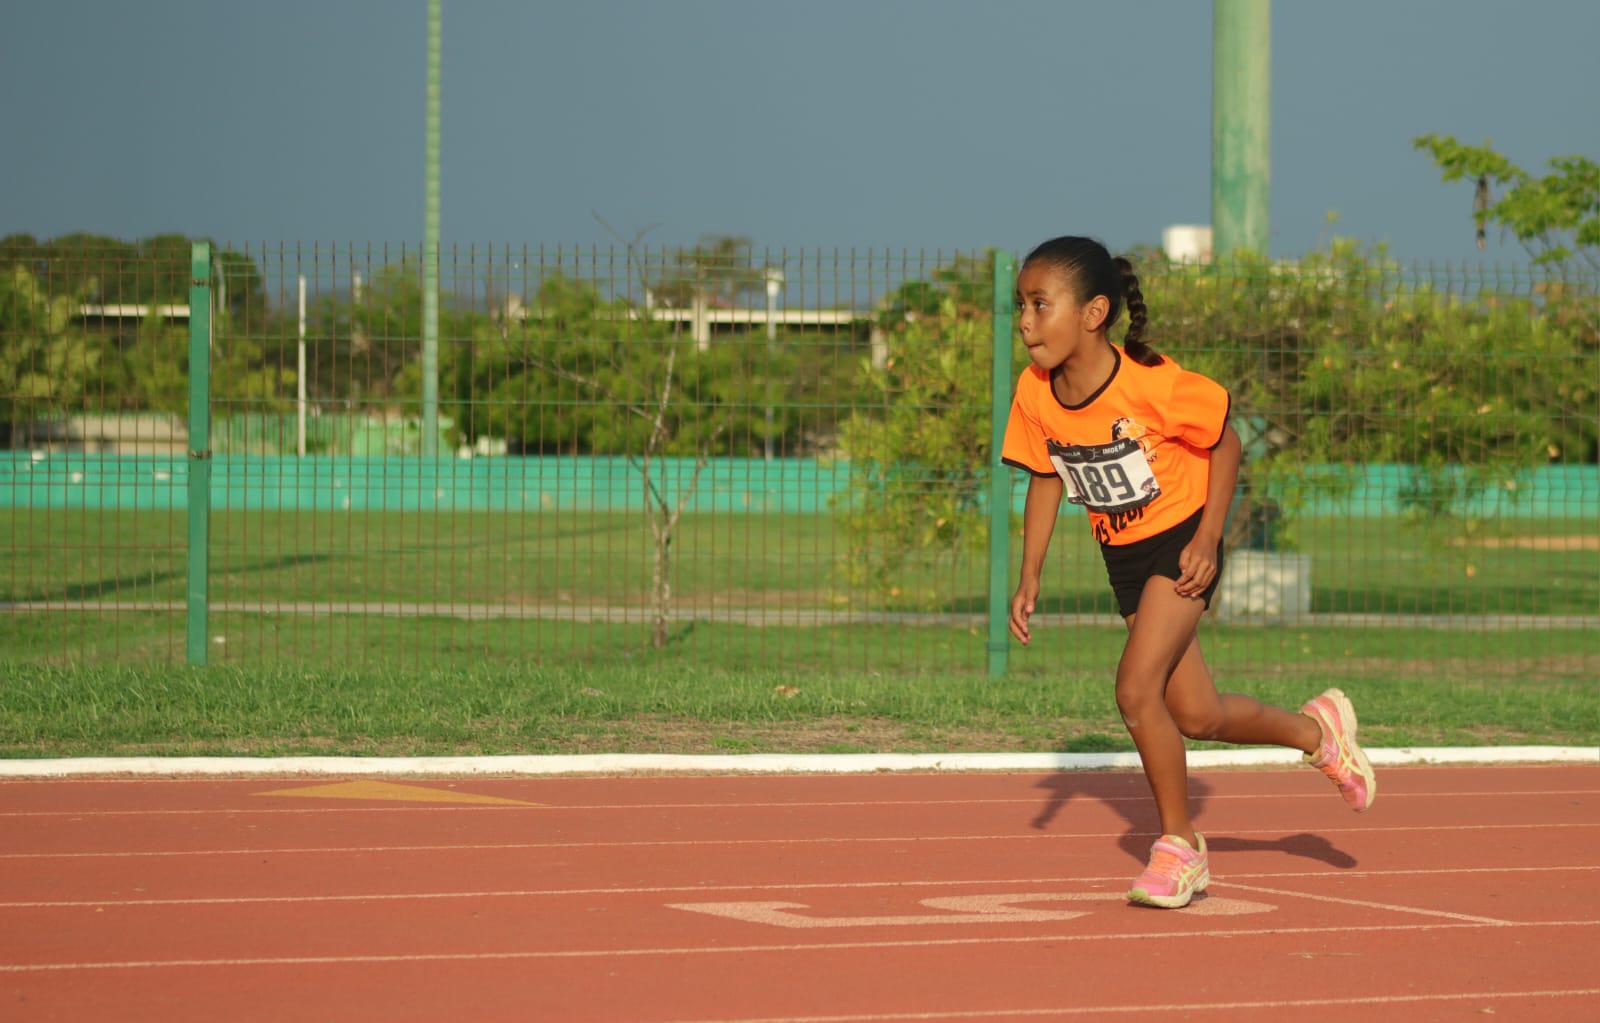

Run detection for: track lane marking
[[667, 893, 1274, 928], [3, 865, 1596, 910], [1208, 879, 1513, 925], [1, 920, 1596, 973], [0, 762, 1593, 787], [670, 988, 1600, 1022], [3, 821, 1596, 860], [3, 788, 1594, 818]]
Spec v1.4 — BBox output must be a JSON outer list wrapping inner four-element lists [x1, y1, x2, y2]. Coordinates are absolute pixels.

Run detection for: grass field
[[0, 656, 1593, 762], [3, 654, 1596, 758], [1, 617, 1595, 757], [6, 510, 1598, 615], [3, 509, 1593, 757]]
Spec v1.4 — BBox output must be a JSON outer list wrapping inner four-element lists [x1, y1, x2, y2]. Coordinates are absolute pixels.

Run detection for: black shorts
[[1100, 507, 1224, 618]]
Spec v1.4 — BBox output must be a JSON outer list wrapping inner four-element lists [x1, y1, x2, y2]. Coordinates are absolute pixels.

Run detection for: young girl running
[[1000, 236, 1377, 909]]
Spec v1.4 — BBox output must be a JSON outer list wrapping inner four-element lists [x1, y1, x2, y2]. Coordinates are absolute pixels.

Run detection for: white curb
[[0, 746, 1594, 778]]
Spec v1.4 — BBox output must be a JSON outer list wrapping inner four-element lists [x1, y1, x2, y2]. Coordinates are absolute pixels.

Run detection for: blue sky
[[3, 0, 1595, 262]]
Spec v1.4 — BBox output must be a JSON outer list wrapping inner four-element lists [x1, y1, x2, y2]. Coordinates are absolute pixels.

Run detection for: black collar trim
[[1050, 344, 1121, 411]]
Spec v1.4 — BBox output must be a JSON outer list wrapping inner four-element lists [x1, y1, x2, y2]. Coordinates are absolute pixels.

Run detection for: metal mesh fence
[[2, 240, 194, 664], [3, 240, 1596, 686]]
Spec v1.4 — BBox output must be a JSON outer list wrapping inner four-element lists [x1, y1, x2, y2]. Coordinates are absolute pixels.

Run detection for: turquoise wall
[[5, 455, 1597, 519]]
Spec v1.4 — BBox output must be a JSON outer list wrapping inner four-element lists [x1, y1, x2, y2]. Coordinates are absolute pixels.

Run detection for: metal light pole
[[1212, 0, 1271, 258], [763, 269, 783, 461], [297, 275, 307, 457], [421, 0, 442, 456]]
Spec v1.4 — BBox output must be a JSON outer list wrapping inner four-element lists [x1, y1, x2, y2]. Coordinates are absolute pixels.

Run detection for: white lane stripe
[[1, 920, 1596, 973], [3, 821, 1597, 861], [3, 789, 1594, 818], [1, 760, 1594, 783], [3, 865, 1597, 911], [673, 988, 1600, 1023], [0, 746, 1595, 778], [1209, 880, 1513, 925]]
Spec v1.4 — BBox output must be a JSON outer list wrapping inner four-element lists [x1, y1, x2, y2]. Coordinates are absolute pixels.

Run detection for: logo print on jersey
[[1110, 417, 1158, 462], [1046, 436, 1161, 517]]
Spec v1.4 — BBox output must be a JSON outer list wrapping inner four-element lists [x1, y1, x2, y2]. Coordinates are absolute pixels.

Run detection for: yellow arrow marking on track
[[253, 781, 539, 806]]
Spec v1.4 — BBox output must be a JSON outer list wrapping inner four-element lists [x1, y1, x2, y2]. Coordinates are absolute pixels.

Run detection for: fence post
[[185, 242, 213, 666], [986, 250, 1017, 678]]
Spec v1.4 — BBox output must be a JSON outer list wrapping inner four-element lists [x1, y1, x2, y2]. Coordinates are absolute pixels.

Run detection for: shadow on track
[[1029, 770, 1358, 869]]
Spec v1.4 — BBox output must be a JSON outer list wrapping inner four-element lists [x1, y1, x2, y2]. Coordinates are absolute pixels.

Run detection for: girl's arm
[[1176, 421, 1242, 598], [1010, 473, 1064, 645]]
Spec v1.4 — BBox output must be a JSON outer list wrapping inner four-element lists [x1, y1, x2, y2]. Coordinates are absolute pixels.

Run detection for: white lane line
[[0, 761, 1593, 784], [1208, 880, 1513, 925], [3, 789, 1593, 818], [3, 821, 1597, 861], [673, 988, 1600, 1022], [0, 877, 1127, 909], [3, 865, 1597, 911], [0, 747, 1594, 779], [1, 920, 1596, 973]]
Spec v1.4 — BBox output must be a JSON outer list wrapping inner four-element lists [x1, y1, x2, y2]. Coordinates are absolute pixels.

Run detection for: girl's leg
[[1162, 634, 1322, 752], [1117, 578, 1209, 847]]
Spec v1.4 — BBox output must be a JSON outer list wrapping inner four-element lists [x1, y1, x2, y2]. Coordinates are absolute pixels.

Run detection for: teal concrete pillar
[[1212, 0, 1271, 258]]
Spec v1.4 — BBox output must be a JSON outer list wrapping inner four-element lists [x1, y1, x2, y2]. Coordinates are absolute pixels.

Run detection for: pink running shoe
[[1302, 687, 1378, 812], [1127, 833, 1208, 909]]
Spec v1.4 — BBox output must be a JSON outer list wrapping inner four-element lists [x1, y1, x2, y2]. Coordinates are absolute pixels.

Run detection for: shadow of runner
[[1207, 832, 1357, 868], [1029, 770, 1212, 864], [1030, 770, 1359, 869]]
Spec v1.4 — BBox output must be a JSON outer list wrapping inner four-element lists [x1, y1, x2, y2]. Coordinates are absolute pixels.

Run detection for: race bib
[[1047, 437, 1161, 514]]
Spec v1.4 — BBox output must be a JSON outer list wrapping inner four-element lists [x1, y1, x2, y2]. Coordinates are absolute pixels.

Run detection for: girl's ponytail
[[1112, 256, 1160, 366]]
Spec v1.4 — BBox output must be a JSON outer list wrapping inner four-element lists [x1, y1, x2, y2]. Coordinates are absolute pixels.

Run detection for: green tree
[[486, 269, 767, 647], [838, 242, 1597, 592], [0, 235, 274, 434], [837, 252, 998, 598], [650, 234, 765, 310], [0, 234, 266, 326], [1414, 135, 1599, 271], [1125, 243, 1595, 537], [1412, 137, 1597, 428], [306, 259, 484, 450], [0, 264, 102, 445], [121, 310, 188, 417]]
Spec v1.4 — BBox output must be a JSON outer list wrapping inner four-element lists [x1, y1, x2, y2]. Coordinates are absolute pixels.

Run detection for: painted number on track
[[667, 892, 1275, 929]]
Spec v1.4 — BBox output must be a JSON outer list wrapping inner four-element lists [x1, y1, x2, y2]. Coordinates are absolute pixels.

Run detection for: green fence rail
[[2, 239, 1596, 682]]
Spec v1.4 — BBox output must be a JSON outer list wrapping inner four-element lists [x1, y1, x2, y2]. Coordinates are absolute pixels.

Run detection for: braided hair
[[1022, 236, 1162, 366]]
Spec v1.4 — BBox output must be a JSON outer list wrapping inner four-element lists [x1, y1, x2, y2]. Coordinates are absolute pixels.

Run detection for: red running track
[[1, 763, 1598, 1022]]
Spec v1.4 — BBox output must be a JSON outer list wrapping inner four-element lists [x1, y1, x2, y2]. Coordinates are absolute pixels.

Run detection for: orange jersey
[[1001, 344, 1231, 545]]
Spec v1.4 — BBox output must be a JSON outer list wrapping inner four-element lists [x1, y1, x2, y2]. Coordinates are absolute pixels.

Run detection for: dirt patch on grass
[[1449, 535, 1600, 551], [550, 717, 1066, 754], [1221, 653, 1599, 682], [0, 718, 1124, 759], [8, 709, 1593, 760]]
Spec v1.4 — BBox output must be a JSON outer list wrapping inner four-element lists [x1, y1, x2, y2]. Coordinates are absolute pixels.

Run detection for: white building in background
[[1162, 225, 1214, 264], [501, 292, 868, 349]]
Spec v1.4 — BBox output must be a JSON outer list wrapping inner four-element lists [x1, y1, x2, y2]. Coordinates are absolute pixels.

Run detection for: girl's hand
[[1174, 533, 1220, 599], [1010, 578, 1040, 645]]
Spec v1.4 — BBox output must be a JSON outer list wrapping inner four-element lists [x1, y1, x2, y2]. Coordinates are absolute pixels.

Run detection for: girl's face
[[1015, 262, 1110, 370]]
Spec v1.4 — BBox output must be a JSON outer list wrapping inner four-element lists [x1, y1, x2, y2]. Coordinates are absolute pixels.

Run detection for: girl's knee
[[1171, 706, 1224, 740], [1115, 655, 1164, 698], [1114, 670, 1162, 729]]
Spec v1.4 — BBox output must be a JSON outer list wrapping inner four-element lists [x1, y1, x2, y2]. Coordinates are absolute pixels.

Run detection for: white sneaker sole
[[1127, 869, 1210, 909]]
